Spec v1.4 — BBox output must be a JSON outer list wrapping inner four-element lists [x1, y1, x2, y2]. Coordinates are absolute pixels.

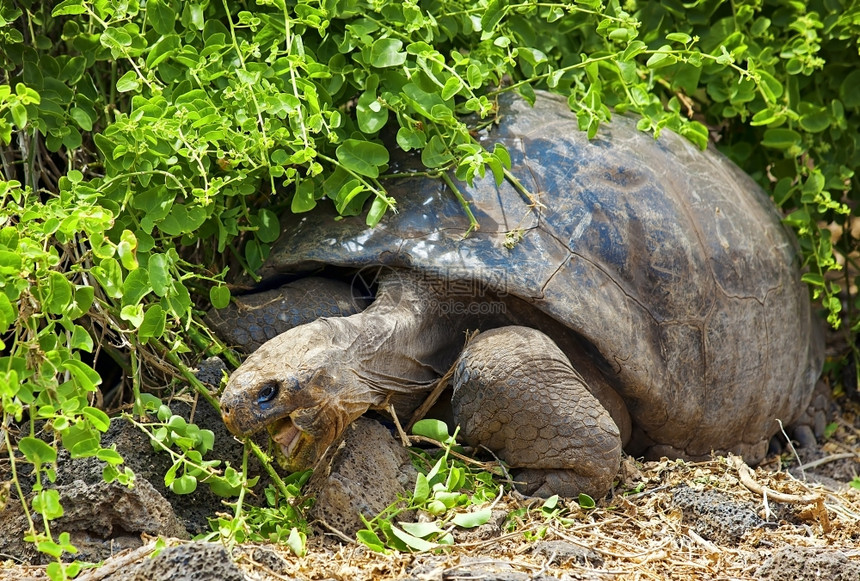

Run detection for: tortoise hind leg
[[451, 326, 622, 499]]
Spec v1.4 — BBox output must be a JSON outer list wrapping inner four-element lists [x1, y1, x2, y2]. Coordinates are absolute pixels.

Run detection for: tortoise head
[[219, 319, 372, 472]]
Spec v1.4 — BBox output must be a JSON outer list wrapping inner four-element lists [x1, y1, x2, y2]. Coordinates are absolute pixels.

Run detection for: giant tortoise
[[215, 91, 822, 498]]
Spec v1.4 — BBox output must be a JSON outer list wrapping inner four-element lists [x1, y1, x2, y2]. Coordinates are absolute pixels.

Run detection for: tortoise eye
[[257, 380, 280, 405]]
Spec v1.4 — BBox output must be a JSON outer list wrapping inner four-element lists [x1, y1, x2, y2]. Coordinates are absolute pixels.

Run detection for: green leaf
[[621, 40, 647, 61], [369, 38, 407, 68], [421, 135, 454, 168], [336, 139, 389, 178], [334, 179, 368, 215], [840, 70, 860, 108], [426, 499, 447, 516], [159, 204, 207, 236], [452, 508, 492, 528], [761, 128, 802, 150], [798, 104, 830, 133], [46, 271, 73, 315], [481, 0, 504, 36], [412, 419, 451, 442], [395, 126, 426, 151], [148, 0, 176, 35], [0, 293, 15, 333], [801, 273, 825, 286], [413, 473, 430, 504], [52, 0, 86, 16], [292, 179, 318, 213], [286, 528, 307, 557], [10, 102, 27, 129], [750, 108, 782, 126], [19, 436, 58, 465], [100, 27, 132, 51], [122, 267, 152, 306], [466, 64, 482, 89], [357, 78, 388, 133], [96, 448, 124, 465], [149, 253, 170, 297], [63, 359, 102, 391], [666, 32, 691, 44], [400, 521, 443, 538], [209, 286, 231, 309], [33, 489, 63, 519], [254, 209, 280, 243], [645, 45, 674, 69], [802, 171, 825, 197], [389, 524, 438, 551], [170, 474, 198, 494], [578, 493, 596, 509], [147, 34, 180, 68], [117, 229, 139, 270], [119, 305, 144, 329], [441, 76, 462, 101], [71, 325, 94, 352], [541, 495, 559, 511], [82, 406, 110, 432], [69, 285, 94, 319], [757, 70, 783, 103], [92, 257, 124, 298], [196, 429, 215, 455], [116, 70, 140, 93], [366, 195, 391, 227], [0, 250, 22, 274], [357, 529, 386, 552], [403, 83, 449, 121]]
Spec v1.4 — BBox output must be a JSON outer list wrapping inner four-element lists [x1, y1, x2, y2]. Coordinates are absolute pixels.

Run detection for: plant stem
[[439, 172, 479, 236]]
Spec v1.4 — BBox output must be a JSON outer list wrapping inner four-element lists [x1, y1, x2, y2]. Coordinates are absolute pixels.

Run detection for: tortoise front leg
[[451, 326, 622, 499]]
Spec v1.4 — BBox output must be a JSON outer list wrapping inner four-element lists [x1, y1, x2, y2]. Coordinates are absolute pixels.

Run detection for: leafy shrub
[[1, 0, 858, 573]]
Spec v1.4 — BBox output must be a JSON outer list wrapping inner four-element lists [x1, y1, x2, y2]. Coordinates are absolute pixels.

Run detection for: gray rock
[[82, 402, 258, 536], [248, 546, 290, 575], [0, 400, 257, 564], [0, 455, 186, 565], [404, 556, 557, 581], [754, 546, 860, 580], [671, 484, 764, 543], [307, 417, 417, 536], [196, 356, 228, 387], [531, 540, 604, 567], [107, 542, 247, 581]]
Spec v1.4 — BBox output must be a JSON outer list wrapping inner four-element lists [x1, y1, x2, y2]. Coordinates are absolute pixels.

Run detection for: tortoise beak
[[220, 382, 263, 436]]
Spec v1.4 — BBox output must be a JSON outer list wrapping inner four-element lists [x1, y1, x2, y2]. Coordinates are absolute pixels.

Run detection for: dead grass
[[3, 409, 859, 581]]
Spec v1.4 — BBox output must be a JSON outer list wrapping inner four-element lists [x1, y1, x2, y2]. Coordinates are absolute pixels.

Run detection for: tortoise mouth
[[270, 418, 302, 460]]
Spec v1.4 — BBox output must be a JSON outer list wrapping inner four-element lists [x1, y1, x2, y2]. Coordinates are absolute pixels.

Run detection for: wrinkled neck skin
[[333, 272, 462, 416]]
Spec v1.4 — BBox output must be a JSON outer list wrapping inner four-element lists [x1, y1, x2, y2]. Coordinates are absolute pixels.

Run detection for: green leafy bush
[[1, 0, 859, 572]]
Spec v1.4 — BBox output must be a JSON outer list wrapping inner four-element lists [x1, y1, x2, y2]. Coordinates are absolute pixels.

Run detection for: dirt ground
[[2, 394, 859, 581]]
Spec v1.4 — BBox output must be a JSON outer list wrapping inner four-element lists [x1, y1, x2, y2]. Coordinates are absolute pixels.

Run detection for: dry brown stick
[[76, 541, 160, 581], [732, 456, 820, 504], [731, 456, 831, 533], [315, 518, 359, 545], [407, 434, 504, 474], [797, 452, 856, 472], [386, 403, 412, 448], [406, 361, 456, 432]]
